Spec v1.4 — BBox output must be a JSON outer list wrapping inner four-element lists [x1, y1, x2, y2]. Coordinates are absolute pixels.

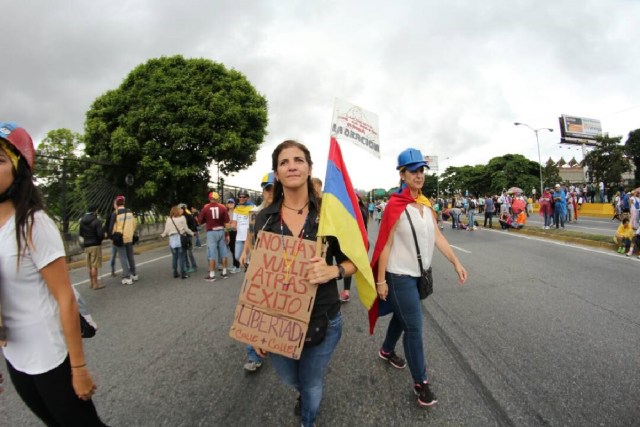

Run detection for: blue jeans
[[185, 245, 197, 270], [544, 212, 553, 227], [382, 273, 428, 384], [553, 205, 564, 228], [115, 243, 136, 278], [110, 246, 117, 272], [206, 230, 227, 261], [451, 212, 460, 228], [270, 312, 342, 427], [194, 226, 202, 247], [246, 345, 263, 363], [234, 240, 245, 263], [468, 210, 475, 227], [171, 246, 187, 276]]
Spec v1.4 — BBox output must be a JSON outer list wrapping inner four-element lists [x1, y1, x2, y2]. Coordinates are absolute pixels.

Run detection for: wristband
[[376, 281, 387, 285], [71, 363, 87, 369]]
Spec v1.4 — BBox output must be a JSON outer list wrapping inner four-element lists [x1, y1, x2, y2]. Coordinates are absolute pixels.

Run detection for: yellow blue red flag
[[318, 137, 376, 310]]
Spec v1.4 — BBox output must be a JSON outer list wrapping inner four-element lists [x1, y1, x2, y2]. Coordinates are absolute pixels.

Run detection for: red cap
[[0, 122, 35, 171]]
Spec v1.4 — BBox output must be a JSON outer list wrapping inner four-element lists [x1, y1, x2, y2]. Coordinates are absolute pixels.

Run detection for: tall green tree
[[84, 55, 268, 210], [542, 159, 562, 189], [439, 154, 540, 197], [422, 173, 438, 197], [584, 135, 631, 186], [35, 129, 85, 226], [624, 129, 640, 186]]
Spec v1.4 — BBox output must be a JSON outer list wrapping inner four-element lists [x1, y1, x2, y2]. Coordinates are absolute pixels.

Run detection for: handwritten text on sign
[[229, 231, 318, 359]]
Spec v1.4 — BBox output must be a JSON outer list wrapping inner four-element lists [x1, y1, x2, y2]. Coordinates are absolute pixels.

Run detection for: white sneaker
[[244, 360, 263, 371], [121, 277, 133, 285], [131, 274, 139, 282]]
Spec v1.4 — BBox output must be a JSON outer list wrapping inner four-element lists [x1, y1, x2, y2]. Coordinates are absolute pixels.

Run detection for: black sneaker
[[204, 275, 216, 282], [221, 272, 229, 279], [414, 382, 438, 407], [378, 349, 406, 369]]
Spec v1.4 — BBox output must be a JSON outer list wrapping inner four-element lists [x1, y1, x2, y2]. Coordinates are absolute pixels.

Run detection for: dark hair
[[11, 156, 45, 263], [271, 140, 318, 207]]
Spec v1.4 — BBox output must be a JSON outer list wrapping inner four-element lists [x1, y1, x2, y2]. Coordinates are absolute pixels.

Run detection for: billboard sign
[[424, 156, 438, 172], [559, 115, 602, 141]]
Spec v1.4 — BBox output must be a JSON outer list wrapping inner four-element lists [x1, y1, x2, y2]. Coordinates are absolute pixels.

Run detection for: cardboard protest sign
[[330, 98, 380, 158], [229, 231, 318, 359]]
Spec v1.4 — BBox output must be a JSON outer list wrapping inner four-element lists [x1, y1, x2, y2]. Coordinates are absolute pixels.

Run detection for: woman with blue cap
[[370, 147, 467, 407]]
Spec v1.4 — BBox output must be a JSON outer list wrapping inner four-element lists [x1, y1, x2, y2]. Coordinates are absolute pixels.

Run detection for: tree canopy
[[624, 129, 640, 186], [84, 55, 268, 210], [584, 135, 631, 185], [35, 129, 84, 228], [438, 154, 540, 197]]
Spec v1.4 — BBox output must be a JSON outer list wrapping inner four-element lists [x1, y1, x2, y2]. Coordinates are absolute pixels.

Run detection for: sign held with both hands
[[229, 231, 318, 359]]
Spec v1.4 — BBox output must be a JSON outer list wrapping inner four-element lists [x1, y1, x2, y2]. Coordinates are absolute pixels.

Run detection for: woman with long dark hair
[[0, 123, 106, 425], [371, 147, 467, 407], [253, 140, 356, 427]]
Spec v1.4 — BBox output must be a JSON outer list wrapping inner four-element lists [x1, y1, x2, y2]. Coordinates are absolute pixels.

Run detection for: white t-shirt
[[387, 205, 435, 277], [233, 210, 251, 242], [0, 211, 68, 374]]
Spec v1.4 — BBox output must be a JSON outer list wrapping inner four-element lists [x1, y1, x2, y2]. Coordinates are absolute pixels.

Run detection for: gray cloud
[[1, 0, 638, 189]]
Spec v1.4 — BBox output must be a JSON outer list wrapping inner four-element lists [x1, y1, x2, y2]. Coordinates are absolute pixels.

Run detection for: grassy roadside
[[506, 226, 616, 250]]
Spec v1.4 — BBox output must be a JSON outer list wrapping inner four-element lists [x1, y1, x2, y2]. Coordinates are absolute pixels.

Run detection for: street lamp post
[[514, 122, 553, 198], [436, 157, 450, 199]]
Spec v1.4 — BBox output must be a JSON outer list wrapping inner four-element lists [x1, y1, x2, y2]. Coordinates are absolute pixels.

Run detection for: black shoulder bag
[[404, 209, 433, 300], [111, 212, 126, 247], [170, 217, 192, 250]]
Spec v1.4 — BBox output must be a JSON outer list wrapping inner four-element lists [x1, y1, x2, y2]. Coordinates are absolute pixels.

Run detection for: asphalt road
[[2, 223, 639, 426]]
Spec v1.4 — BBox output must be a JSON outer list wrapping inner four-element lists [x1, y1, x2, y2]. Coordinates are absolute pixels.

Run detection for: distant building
[[548, 156, 635, 185]]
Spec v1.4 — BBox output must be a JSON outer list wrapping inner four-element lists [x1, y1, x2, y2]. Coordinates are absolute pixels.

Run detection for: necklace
[[280, 211, 308, 290], [282, 200, 309, 215]]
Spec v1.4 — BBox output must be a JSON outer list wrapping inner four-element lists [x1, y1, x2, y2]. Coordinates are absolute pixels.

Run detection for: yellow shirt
[[616, 224, 634, 239]]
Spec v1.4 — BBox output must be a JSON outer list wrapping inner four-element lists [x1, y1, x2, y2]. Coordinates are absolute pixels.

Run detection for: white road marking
[[451, 245, 471, 253]]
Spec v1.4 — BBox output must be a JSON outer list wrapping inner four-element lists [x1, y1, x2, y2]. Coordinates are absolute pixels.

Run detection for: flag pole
[[315, 237, 323, 258]]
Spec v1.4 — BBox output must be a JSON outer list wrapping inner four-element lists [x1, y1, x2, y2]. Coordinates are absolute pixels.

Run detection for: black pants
[[228, 230, 239, 268], [484, 212, 493, 228], [343, 275, 352, 291], [7, 356, 106, 427]]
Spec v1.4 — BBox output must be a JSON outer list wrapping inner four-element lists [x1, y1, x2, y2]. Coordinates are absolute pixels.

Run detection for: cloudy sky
[[2, 0, 639, 191]]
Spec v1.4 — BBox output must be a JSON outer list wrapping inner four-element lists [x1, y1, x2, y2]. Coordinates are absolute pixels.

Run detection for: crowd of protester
[[2, 121, 637, 427]]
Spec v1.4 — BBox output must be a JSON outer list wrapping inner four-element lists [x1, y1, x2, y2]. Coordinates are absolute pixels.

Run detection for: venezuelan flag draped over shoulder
[[368, 185, 432, 334], [318, 138, 376, 311]]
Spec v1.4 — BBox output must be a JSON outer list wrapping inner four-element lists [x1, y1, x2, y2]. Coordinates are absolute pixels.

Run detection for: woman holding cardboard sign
[[254, 140, 356, 427]]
